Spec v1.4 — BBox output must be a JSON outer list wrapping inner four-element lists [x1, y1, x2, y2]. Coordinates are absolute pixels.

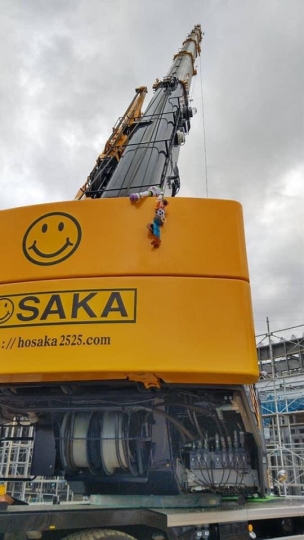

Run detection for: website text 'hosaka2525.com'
[[3, 333, 111, 350]]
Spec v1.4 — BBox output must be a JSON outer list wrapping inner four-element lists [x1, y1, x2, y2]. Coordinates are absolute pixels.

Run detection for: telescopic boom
[[80, 24, 202, 199]]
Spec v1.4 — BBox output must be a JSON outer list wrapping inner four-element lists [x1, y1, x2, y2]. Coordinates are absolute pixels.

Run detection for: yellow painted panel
[[0, 198, 249, 284], [0, 276, 258, 384]]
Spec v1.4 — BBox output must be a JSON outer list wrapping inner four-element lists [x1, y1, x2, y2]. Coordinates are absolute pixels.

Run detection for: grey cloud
[[0, 0, 303, 338]]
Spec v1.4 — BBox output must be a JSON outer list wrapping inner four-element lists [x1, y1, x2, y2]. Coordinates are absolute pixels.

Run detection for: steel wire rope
[[199, 51, 209, 198]]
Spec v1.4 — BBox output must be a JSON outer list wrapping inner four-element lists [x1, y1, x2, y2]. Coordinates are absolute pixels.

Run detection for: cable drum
[[59, 410, 152, 479], [70, 412, 90, 468], [87, 411, 103, 476], [100, 411, 129, 475], [60, 412, 91, 474]]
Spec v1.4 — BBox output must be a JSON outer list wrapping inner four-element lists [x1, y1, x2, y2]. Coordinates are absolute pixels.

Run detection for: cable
[[197, 459, 213, 488], [199, 51, 209, 198], [132, 406, 196, 442]]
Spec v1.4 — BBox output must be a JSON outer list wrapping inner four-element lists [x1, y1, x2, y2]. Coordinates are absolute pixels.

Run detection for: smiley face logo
[[22, 212, 82, 266], [0, 298, 14, 324]]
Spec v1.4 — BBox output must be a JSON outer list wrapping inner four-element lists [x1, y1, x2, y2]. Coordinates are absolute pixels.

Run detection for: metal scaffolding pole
[[0, 422, 71, 503], [256, 320, 304, 496]]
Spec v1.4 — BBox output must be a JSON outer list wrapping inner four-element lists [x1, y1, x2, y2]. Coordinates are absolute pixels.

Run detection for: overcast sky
[[0, 0, 303, 338]]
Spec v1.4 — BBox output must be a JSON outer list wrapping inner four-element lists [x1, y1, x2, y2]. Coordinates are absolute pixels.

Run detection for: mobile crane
[[0, 25, 304, 540]]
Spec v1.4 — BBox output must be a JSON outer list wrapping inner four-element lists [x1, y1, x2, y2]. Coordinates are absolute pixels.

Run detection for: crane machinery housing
[[1, 25, 303, 540]]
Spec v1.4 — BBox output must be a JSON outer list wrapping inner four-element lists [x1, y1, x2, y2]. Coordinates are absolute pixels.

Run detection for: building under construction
[[256, 322, 304, 496]]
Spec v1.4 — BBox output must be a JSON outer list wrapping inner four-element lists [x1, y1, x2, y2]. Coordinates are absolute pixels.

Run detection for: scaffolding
[[0, 422, 73, 503], [256, 320, 304, 496]]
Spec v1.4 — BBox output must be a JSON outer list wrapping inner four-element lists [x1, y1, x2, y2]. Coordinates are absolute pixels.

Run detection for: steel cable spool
[[60, 412, 91, 473], [100, 411, 129, 475], [59, 410, 152, 478], [87, 412, 103, 476]]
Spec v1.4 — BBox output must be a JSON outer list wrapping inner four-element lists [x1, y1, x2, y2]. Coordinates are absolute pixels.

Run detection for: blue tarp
[[261, 394, 304, 415]]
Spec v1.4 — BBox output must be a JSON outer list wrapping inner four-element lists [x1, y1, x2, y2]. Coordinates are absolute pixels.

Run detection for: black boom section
[[101, 78, 185, 198]]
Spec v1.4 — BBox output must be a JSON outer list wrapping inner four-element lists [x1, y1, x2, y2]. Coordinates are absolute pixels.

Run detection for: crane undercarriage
[[0, 383, 265, 499]]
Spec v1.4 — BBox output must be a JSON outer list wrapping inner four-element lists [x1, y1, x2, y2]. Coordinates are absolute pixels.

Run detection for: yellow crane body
[[0, 197, 257, 386], [0, 26, 266, 507]]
